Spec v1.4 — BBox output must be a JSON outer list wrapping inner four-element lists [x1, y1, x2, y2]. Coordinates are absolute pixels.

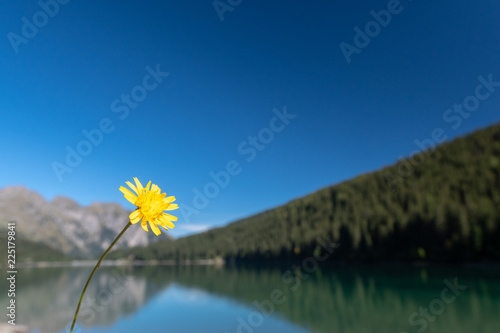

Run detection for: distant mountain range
[[0, 187, 170, 259]]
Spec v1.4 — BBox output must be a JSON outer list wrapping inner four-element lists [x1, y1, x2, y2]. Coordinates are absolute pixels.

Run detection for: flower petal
[[125, 181, 138, 195], [162, 213, 178, 222], [120, 186, 137, 205], [129, 210, 142, 224], [134, 177, 144, 193], [141, 220, 149, 232], [145, 180, 152, 191], [160, 214, 175, 228], [149, 221, 161, 236], [165, 204, 178, 210]]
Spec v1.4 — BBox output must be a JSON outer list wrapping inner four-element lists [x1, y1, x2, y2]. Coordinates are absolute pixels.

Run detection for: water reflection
[[0, 266, 156, 333], [1, 264, 499, 333]]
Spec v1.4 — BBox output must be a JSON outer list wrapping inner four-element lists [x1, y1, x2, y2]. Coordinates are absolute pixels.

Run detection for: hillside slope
[[118, 123, 500, 263], [0, 233, 68, 266]]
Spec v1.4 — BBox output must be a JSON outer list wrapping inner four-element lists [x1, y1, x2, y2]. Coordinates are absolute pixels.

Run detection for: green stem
[[69, 221, 132, 333]]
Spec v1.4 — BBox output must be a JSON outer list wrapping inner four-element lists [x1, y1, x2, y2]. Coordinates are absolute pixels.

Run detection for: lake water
[[2, 264, 500, 333]]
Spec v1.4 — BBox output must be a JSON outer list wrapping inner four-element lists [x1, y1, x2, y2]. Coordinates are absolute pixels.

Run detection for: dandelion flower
[[70, 177, 179, 333], [119, 177, 178, 236]]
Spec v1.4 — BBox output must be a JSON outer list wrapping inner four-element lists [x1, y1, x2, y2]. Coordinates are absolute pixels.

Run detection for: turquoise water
[[4, 264, 500, 333]]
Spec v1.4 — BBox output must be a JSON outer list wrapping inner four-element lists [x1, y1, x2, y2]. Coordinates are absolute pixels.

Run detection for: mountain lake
[[2, 264, 499, 333]]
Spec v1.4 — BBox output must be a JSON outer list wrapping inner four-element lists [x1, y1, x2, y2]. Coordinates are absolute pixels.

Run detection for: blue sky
[[1, 0, 500, 238]]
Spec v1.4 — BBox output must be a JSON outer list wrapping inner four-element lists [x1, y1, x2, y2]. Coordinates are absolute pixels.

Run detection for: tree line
[[111, 123, 500, 263]]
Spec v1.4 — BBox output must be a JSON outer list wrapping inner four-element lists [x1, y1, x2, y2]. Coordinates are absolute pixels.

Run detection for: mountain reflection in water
[[2, 264, 499, 333]]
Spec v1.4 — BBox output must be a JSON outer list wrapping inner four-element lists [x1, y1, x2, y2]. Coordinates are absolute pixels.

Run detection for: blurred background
[[1, 0, 499, 237], [1, 1, 499, 332]]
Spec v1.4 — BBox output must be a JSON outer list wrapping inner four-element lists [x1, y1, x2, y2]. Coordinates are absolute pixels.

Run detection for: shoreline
[[2, 258, 499, 269], [1, 258, 224, 268], [0, 324, 28, 333]]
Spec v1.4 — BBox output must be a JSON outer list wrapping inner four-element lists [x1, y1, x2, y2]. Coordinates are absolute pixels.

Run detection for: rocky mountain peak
[[0, 186, 171, 258]]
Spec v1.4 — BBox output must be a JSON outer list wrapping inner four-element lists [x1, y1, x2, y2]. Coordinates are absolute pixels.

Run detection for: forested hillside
[[0, 233, 68, 266], [113, 123, 500, 263]]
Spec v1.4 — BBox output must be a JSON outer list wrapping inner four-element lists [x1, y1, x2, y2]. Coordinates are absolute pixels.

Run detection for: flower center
[[137, 189, 167, 220]]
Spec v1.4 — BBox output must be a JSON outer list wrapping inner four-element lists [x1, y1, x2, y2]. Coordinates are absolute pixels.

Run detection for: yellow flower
[[119, 177, 178, 236]]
